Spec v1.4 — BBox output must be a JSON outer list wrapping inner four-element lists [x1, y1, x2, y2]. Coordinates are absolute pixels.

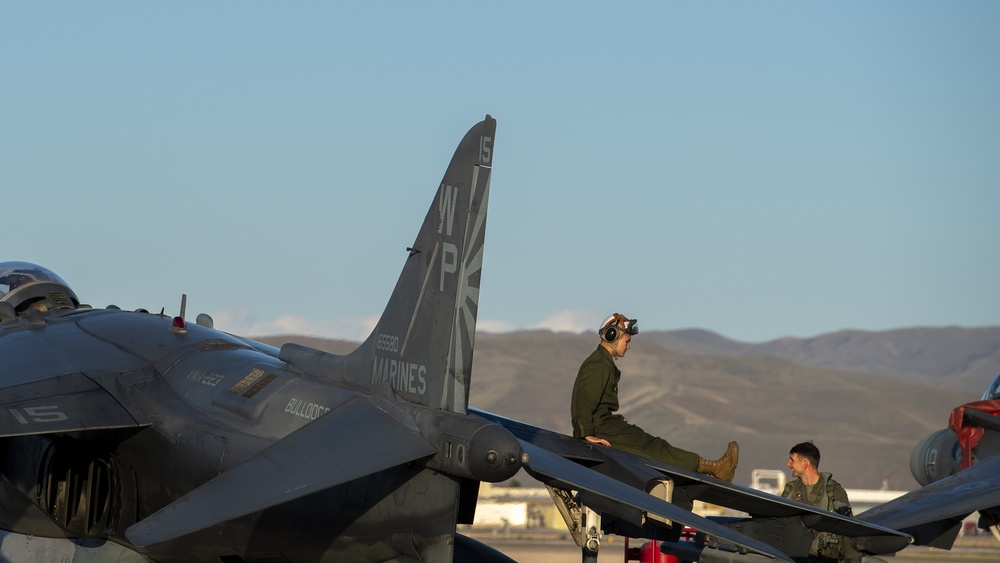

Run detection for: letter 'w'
[[437, 184, 457, 236]]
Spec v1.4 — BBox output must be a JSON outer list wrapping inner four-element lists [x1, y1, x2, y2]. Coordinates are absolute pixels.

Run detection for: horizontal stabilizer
[[860, 454, 1000, 546], [518, 441, 793, 562], [126, 395, 436, 547]]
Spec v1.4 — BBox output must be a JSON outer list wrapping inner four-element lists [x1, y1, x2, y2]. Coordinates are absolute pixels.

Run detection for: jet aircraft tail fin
[[280, 116, 495, 413]]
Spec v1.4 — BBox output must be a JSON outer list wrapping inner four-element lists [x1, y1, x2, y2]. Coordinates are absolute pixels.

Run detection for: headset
[[599, 313, 639, 343]]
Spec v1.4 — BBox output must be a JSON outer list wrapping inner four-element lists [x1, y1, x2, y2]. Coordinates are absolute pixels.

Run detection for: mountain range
[[644, 326, 1000, 395], [257, 326, 998, 491]]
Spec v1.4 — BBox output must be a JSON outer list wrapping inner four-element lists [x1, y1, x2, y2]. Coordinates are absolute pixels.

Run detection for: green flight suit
[[570, 346, 700, 471], [781, 473, 860, 563]]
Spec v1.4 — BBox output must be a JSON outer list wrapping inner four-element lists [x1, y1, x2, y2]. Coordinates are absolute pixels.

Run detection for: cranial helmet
[[599, 313, 638, 343]]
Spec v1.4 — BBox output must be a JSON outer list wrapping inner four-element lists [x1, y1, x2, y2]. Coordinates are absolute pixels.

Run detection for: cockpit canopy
[[0, 261, 80, 315], [983, 372, 1000, 402]]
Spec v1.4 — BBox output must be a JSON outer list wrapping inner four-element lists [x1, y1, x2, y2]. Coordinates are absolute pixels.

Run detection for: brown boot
[[697, 441, 739, 482]]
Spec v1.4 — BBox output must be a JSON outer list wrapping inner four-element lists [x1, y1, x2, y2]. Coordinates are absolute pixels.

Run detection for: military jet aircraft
[[860, 372, 1000, 550], [0, 115, 914, 563], [906, 371, 1000, 487], [0, 116, 514, 562]]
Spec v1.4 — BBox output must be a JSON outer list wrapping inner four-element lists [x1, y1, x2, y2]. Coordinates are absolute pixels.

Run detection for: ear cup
[[603, 326, 619, 342]]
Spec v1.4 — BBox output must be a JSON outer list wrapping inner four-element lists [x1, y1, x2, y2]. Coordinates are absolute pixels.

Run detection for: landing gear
[[582, 505, 601, 563], [546, 486, 603, 562]]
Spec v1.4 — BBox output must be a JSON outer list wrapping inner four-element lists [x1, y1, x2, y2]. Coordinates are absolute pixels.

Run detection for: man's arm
[[571, 360, 611, 439], [584, 435, 610, 446]]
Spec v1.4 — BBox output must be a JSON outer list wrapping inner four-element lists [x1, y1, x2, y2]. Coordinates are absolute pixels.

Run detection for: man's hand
[[584, 436, 610, 447]]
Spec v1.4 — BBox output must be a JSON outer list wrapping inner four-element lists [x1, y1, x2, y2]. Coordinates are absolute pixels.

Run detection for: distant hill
[[256, 326, 992, 491], [642, 326, 1000, 395]]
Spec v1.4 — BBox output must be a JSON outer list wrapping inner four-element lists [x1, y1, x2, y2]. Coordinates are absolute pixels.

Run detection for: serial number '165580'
[[376, 333, 399, 352]]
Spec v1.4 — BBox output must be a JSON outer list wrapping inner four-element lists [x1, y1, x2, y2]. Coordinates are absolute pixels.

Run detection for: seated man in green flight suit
[[571, 313, 739, 481]]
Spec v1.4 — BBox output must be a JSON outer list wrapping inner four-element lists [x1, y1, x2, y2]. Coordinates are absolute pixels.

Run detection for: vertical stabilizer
[[311, 116, 495, 413]]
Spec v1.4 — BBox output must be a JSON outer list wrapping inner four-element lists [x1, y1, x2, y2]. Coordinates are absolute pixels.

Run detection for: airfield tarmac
[[473, 535, 1000, 563]]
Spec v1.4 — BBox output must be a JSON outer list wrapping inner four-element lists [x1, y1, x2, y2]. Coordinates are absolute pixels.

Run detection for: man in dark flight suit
[[571, 313, 739, 481]]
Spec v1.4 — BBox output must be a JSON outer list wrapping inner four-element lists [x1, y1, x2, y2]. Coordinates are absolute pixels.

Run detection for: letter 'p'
[[440, 242, 457, 291]]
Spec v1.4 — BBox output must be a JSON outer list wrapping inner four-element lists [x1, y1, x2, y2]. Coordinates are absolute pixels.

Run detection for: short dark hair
[[790, 441, 821, 468]]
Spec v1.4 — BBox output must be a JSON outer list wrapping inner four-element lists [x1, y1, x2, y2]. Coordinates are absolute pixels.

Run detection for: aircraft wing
[[0, 372, 144, 437], [859, 454, 1000, 548], [519, 440, 794, 561], [126, 394, 437, 547], [634, 456, 906, 539], [473, 409, 910, 548]]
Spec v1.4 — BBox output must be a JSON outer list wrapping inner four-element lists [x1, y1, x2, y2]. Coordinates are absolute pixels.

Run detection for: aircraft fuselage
[[0, 307, 466, 561]]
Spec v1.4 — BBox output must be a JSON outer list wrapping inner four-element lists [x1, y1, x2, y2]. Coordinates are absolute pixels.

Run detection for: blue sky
[[3, 2, 998, 343]]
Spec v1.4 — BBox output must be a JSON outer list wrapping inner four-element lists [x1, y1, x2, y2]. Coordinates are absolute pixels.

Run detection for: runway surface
[[474, 536, 1000, 563]]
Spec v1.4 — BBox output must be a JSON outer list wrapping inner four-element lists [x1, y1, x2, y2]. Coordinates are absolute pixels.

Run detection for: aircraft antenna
[[170, 294, 188, 334]]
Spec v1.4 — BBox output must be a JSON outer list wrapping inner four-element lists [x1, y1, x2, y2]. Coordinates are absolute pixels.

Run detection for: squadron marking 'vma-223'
[[0, 115, 980, 563]]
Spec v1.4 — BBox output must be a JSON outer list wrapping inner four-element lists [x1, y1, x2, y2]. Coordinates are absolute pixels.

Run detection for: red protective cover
[[950, 399, 1000, 469]]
